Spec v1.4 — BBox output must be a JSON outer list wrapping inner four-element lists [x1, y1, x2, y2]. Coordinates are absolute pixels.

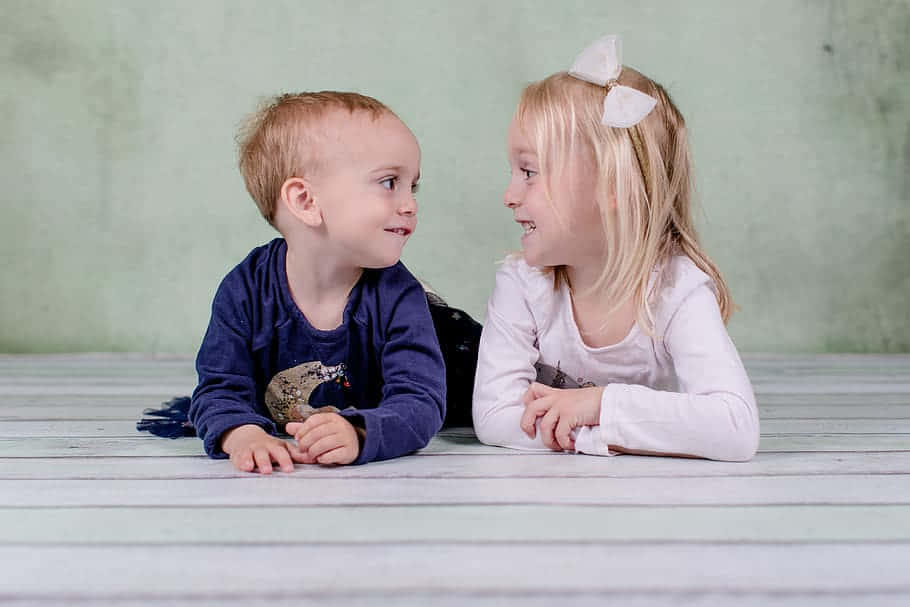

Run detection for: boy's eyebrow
[[371, 165, 417, 175]]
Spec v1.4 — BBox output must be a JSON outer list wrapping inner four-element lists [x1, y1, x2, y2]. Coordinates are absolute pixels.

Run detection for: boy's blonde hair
[[516, 70, 733, 329], [237, 91, 392, 225]]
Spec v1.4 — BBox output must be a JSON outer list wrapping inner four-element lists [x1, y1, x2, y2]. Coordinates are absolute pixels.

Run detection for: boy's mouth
[[519, 221, 536, 236]]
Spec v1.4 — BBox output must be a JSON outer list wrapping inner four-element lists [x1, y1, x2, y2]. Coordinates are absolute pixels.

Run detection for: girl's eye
[[381, 177, 398, 191], [411, 182, 420, 194], [522, 168, 537, 180]]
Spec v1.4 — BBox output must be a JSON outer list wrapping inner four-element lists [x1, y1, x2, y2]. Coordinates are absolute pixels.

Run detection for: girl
[[472, 35, 759, 461]]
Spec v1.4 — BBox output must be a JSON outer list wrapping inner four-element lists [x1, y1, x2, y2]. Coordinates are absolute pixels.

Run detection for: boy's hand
[[519, 383, 604, 451], [286, 413, 360, 465], [221, 424, 306, 474]]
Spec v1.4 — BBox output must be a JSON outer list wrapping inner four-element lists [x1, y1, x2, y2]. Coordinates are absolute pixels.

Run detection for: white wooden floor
[[1, 354, 909, 606]]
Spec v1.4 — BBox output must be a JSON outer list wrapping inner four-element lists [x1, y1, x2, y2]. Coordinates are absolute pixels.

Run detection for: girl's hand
[[520, 383, 604, 451], [286, 413, 360, 465]]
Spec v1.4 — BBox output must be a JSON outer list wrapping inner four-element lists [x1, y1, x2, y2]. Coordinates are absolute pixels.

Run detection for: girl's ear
[[280, 177, 322, 227]]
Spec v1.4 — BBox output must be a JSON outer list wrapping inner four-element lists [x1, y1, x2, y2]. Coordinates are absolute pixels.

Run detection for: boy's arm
[[189, 281, 276, 459], [337, 279, 446, 464]]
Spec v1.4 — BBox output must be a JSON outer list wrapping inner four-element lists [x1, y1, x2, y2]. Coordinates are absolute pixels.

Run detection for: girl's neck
[[564, 264, 637, 348]]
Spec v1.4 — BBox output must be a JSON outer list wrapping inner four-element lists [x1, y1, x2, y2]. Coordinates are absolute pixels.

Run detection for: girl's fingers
[[555, 416, 576, 451], [519, 400, 549, 437], [539, 407, 561, 450], [285, 422, 304, 435]]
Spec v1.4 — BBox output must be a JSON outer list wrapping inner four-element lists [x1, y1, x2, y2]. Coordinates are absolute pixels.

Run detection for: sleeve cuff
[[572, 385, 620, 457]]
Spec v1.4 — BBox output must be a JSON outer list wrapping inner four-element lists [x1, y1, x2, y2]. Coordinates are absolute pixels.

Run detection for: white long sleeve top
[[471, 255, 759, 462]]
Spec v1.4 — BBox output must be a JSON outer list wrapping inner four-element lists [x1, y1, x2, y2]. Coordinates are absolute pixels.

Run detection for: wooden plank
[[1, 432, 908, 458], [1, 544, 909, 596], [0, 395, 188, 409], [1, 505, 909, 544], [756, 393, 910, 405], [5, 452, 910, 481], [3, 474, 909, 507], [753, 384, 910, 394], [0, 594, 907, 607], [0, 385, 195, 396], [0, 434, 507, 458], [4, 405, 910, 422], [3, 418, 910, 439]]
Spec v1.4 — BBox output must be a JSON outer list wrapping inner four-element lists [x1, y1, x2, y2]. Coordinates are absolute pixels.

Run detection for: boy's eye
[[380, 177, 398, 191], [522, 168, 537, 180], [411, 182, 420, 194]]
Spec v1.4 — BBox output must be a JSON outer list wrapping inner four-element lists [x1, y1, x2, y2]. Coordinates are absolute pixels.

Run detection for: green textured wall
[[1, 0, 908, 354]]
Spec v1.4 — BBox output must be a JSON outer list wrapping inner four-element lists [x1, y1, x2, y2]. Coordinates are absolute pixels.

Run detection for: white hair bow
[[568, 35, 657, 128]]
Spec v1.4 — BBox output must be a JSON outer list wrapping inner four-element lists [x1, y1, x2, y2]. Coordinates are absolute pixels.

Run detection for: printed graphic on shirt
[[264, 361, 350, 424], [534, 361, 596, 389]]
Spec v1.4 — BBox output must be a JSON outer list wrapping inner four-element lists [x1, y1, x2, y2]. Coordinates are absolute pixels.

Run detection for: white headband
[[568, 35, 657, 128]]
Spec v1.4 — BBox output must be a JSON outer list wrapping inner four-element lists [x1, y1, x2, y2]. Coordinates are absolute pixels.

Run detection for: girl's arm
[[575, 284, 760, 461], [472, 263, 552, 451]]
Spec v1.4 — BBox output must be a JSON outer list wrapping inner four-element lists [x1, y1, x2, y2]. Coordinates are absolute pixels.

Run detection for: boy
[[189, 92, 445, 473]]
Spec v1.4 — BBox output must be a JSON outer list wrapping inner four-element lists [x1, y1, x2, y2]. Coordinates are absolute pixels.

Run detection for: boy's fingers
[[285, 441, 311, 464], [317, 445, 354, 465], [231, 451, 255, 473], [306, 434, 345, 460], [252, 447, 273, 474], [285, 422, 304, 435], [270, 443, 294, 472], [299, 412, 336, 435], [297, 420, 338, 451]]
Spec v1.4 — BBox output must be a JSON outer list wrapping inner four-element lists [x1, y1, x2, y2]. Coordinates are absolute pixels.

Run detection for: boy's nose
[[398, 195, 417, 216]]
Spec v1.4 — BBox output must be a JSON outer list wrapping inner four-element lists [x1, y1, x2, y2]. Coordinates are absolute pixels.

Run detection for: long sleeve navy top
[[188, 238, 446, 464]]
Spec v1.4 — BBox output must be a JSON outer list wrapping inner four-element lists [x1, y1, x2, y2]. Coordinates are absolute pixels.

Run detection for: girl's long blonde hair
[[516, 70, 733, 330]]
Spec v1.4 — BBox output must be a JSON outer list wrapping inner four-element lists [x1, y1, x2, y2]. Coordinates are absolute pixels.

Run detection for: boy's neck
[[284, 241, 363, 331]]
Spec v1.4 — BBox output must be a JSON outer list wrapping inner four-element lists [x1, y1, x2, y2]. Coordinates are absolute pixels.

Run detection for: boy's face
[[310, 110, 420, 269]]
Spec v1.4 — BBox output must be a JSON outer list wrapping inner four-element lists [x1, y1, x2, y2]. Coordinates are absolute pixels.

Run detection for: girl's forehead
[[507, 119, 536, 156]]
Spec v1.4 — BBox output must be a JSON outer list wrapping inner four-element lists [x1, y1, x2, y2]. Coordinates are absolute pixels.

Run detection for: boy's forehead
[[310, 109, 419, 171]]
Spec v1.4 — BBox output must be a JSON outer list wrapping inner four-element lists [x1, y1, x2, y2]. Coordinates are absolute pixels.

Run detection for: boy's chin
[[359, 253, 403, 269]]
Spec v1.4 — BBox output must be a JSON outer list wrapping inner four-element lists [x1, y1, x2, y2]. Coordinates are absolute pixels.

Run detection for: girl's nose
[[503, 186, 520, 208]]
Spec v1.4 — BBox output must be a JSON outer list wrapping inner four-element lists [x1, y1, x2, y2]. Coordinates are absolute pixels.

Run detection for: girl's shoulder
[[652, 254, 719, 330], [495, 254, 556, 302]]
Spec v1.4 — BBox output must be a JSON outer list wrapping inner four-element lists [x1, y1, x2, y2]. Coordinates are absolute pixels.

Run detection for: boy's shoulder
[[355, 261, 425, 322], [228, 238, 284, 278]]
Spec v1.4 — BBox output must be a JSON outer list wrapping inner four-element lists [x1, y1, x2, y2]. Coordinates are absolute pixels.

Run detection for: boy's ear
[[280, 177, 322, 227]]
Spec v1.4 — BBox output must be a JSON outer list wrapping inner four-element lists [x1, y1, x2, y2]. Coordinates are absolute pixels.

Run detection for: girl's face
[[504, 118, 606, 269]]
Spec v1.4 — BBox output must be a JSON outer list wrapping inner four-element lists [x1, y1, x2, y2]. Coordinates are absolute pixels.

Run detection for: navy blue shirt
[[189, 238, 446, 464]]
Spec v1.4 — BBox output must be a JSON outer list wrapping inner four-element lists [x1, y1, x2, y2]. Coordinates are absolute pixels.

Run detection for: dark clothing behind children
[[189, 238, 446, 465]]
